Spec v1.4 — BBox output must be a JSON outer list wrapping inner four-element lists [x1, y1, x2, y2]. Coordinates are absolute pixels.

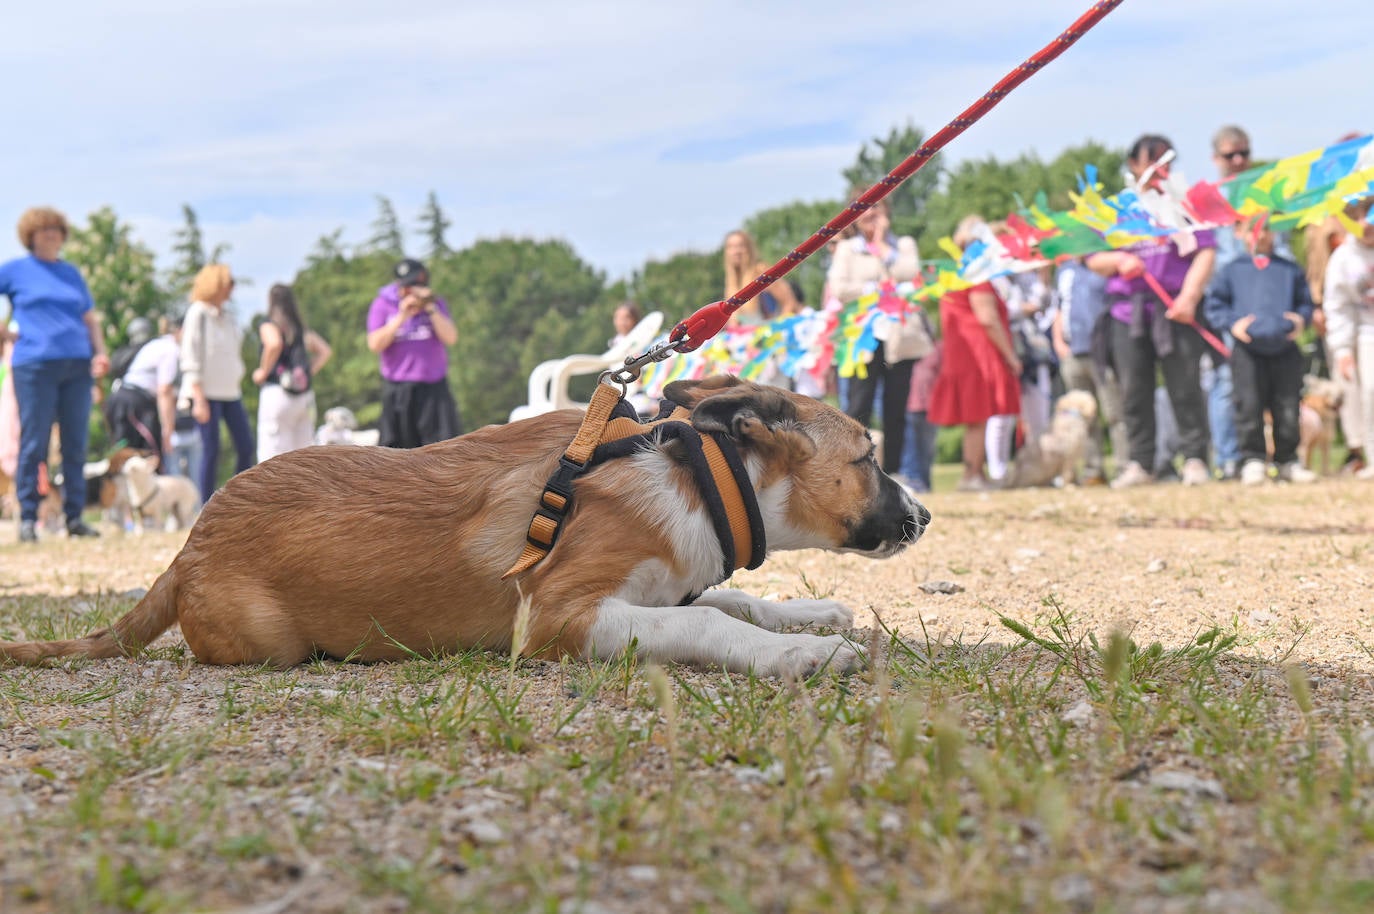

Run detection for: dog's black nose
[[914, 503, 932, 528]]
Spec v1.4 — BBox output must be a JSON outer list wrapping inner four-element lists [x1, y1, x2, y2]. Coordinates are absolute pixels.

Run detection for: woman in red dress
[[928, 216, 1023, 491]]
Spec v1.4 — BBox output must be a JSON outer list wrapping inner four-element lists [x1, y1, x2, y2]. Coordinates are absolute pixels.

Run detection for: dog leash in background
[[608, 0, 1127, 386]]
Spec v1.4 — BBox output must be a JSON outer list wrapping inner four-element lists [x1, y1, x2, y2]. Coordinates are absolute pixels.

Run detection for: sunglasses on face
[[1219, 149, 1250, 161]]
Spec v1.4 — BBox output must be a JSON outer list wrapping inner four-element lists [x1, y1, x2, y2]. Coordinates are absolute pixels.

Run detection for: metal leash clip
[[604, 338, 685, 388]]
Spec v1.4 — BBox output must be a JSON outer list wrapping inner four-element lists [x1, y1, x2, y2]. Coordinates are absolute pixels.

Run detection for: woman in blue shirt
[[0, 207, 110, 542]]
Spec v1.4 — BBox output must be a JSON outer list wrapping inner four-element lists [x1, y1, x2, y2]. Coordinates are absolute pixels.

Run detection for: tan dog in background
[[119, 454, 200, 532], [1004, 390, 1099, 488], [1298, 375, 1342, 474], [1, 377, 929, 677]]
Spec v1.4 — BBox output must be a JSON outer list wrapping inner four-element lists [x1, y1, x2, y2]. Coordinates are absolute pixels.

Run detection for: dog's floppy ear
[[662, 374, 744, 407], [687, 384, 816, 460]]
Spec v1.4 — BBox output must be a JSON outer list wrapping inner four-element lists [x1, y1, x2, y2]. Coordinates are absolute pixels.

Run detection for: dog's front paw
[[773, 599, 854, 630], [763, 634, 866, 679]]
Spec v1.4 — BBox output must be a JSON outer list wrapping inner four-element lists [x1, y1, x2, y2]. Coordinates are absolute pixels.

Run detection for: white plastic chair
[[509, 311, 664, 421]]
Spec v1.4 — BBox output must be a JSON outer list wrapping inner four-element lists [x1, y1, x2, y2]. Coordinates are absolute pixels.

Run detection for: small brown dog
[[1004, 390, 1099, 488], [1, 377, 929, 677], [1298, 375, 1342, 474]]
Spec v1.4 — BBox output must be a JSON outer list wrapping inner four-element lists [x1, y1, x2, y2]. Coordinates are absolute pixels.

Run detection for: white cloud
[[3, 0, 1371, 314]]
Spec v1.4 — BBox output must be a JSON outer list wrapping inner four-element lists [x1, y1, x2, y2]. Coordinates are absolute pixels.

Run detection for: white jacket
[[1323, 237, 1374, 360], [826, 234, 919, 303], [179, 300, 245, 401]]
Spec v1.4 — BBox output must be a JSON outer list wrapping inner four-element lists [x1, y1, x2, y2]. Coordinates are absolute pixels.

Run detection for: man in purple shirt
[[1088, 134, 1217, 489], [366, 258, 462, 447]]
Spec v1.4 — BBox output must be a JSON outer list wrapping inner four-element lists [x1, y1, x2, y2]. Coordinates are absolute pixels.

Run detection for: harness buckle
[[540, 455, 584, 510], [526, 506, 566, 550], [526, 454, 588, 549]]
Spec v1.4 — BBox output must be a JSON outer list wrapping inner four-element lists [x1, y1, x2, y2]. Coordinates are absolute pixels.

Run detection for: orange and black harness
[[504, 384, 766, 581]]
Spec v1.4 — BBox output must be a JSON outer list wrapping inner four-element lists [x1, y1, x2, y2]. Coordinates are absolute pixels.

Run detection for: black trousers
[[845, 342, 915, 473], [1108, 318, 1209, 471], [104, 384, 163, 460], [380, 379, 463, 449], [1230, 344, 1303, 465]]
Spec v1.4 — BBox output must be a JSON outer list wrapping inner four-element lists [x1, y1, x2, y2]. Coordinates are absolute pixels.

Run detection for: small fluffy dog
[[1004, 390, 1099, 488], [1298, 375, 1342, 474], [119, 454, 201, 532], [315, 406, 360, 446], [1, 376, 929, 677]]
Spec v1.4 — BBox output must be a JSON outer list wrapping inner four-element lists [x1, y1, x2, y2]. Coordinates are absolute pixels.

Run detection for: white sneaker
[[1240, 460, 1268, 486], [1355, 465, 1374, 481], [1181, 458, 1211, 486], [1111, 461, 1153, 489], [1277, 462, 1317, 484]]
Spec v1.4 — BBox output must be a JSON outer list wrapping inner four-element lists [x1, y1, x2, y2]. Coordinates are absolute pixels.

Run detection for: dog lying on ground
[[119, 453, 200, 532], [1003, 390, 1098, 488], [0, 376, 929, 677], [1298, 375, 1342, 474]]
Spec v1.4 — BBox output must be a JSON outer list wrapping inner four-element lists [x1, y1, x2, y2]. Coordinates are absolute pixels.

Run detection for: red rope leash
[[1140, 272, 1232, 358], [610, 0, 1126, 384]]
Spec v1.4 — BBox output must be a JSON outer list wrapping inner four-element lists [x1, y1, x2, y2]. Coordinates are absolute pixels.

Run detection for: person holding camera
[[366, 258, 461, 448]]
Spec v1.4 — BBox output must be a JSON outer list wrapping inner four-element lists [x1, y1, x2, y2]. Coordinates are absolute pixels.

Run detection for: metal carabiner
[[607, 338, 683, 386]]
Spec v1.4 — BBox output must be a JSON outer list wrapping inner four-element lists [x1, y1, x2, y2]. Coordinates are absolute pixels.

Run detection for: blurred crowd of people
[[1, 210, 460, 542], [718, 125, 1373, 495], [5, 122, 1371, 542]]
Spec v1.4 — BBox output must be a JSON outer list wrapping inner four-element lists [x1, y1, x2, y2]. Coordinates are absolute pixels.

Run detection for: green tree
[[442, 238, 608, 427], [305, 227, 349, 269], [364, 196, 405, 256], [742, 197, 846, 310], [416, 191, 452, 260], [165, 204, 232, 300], [291, 239, 395, 427], [622, 250, 721, 326], [920, 141, 1127, 248], [842, 123, 944, 241], [64, 206, 167, 354]]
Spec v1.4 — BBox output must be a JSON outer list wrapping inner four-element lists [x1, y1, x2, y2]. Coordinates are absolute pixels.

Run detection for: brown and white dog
[[0, 377, 929, 677], [1004, 390, 1099, 488]]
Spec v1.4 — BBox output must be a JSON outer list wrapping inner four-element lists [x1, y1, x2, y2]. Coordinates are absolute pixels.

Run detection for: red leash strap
[[665, 0, 1127, 353]]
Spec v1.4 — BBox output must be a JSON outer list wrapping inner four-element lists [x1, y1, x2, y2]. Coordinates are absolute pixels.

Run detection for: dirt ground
[[4, 477, 1371, 666], [1, 476, 1373, 913]]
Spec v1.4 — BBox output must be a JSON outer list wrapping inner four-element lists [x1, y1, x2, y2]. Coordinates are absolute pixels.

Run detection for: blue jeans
[[12, 358, 92, 524], [168, 431, 203, 481], [1204, 339, 1239, 468], [899, 410, 937, 491], [197, 399, 255, 502]]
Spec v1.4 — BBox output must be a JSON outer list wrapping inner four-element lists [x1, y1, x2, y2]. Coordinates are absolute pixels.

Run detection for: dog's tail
[[0, 565, 180, 666]]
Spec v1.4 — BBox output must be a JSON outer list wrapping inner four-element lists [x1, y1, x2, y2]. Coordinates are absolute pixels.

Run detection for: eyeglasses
[[1218, 149, 1250, 161]]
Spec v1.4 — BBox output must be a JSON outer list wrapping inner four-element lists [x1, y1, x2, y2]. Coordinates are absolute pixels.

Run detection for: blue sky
[[3, 0, 1371, 314]]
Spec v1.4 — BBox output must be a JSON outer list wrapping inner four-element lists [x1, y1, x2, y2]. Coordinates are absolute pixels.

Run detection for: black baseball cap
[[394, 258, 428, 287]]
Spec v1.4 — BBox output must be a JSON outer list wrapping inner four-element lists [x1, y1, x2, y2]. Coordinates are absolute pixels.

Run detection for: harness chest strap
[[503, 383, 764, 579]]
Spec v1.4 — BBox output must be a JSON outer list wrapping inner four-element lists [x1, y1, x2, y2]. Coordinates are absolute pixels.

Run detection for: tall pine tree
[[165, 204, 233, 300], [416, 191, 452, 260], [842, 123, 944, 242], [365, 196, 405, 256]]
